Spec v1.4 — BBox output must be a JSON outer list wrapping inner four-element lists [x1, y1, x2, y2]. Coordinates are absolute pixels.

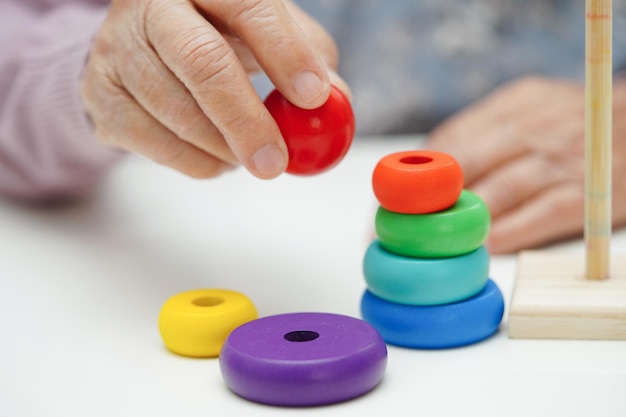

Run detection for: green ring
[[375, 190, 490, 258]]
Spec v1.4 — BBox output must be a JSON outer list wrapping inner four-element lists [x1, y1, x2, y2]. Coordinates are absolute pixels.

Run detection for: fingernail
[[294, 71, 325, 104], [251, 144, 286, 178]]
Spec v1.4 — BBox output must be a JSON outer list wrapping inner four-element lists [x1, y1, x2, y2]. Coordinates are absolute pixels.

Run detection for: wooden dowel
[[585, 0, 612, 280]]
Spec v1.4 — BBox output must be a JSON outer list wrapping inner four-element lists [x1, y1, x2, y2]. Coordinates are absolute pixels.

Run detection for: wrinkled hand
[[427, 76, 626, 253], [82, 0, 344, 179]]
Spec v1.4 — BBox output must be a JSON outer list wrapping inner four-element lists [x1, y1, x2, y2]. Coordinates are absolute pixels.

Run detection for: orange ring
[[372, 151, 464, 214]]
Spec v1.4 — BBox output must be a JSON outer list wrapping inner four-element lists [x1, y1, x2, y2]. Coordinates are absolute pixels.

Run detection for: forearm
[[0, 1, 123, 201]]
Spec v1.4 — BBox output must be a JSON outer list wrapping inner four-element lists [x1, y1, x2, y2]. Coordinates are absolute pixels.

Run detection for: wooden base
[[508, 251, 626, 340]]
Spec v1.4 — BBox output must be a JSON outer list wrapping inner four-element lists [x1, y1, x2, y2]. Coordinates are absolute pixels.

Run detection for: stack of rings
[[361, 150, 505, 349]]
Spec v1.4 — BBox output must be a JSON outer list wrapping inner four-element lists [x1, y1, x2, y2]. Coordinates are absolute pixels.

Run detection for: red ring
[[372, 150, 464, 214]]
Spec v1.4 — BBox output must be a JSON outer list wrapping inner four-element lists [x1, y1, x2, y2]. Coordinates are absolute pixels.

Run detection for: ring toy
[[219, 312, 387, 407], [376, 190, 490, 258], [372, 150, 463, 214], [363, 241, 489, 305], [360, 279, 504, 349], [158, 289, 257, 358]]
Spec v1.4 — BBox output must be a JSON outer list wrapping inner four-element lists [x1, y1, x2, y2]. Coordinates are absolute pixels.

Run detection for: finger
[[285, 1, 339, 70], [429, 78, 541, 147], [329, 69, 352, 102], [486, 183, 585, 254], [470, 155, 562, 218], [470, 122, 584, 217], [611, 77, 626, 227], [284, 2, 351, 100], [200, 2, 343, 94], [89, 84, 232, 178], [428, 77, 580, 184], [145, 0, 288, 178], [197, 0, 332, 109], [227, 35, 262, 74], [432, 77, 572, 145], [114, 36, 239, 167], [427, 122, 528, 184], [427, 92, 534, 184]]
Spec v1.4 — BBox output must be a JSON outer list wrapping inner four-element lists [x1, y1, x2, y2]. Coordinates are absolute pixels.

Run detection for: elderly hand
[[81, 0, 344, 179], [427, 76, 626, 253]]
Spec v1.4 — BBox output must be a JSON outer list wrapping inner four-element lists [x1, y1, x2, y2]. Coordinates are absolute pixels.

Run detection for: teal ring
[[375, 190, 490, 258], [363, 241, 489, 305]]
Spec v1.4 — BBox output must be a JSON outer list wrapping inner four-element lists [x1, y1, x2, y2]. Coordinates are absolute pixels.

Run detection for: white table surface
[[1, 137, 625, 417]]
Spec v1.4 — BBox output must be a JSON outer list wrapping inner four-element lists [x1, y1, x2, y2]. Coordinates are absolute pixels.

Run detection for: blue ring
[[360, 279, 505, 349], [363, 241, 489, 305]]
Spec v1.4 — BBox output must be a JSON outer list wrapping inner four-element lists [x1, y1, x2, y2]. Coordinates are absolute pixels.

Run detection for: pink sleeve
[[0, 0, 124, 201]]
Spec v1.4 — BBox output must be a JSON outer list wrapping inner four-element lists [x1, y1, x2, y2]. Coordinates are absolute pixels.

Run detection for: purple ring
[[219, 312, 388, 407]]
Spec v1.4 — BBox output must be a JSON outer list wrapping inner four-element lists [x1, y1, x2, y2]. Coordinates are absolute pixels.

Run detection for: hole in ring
[[284, 330, 320, 342], [399, 156, 433, 165], [192, 296, 224, 307]]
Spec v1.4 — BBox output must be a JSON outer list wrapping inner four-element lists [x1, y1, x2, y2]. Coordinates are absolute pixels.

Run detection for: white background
[[1, 137, 625, 417]]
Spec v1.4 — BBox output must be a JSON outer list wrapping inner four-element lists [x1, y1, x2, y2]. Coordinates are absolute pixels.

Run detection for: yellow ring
[[158, 289, 257, 358]]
